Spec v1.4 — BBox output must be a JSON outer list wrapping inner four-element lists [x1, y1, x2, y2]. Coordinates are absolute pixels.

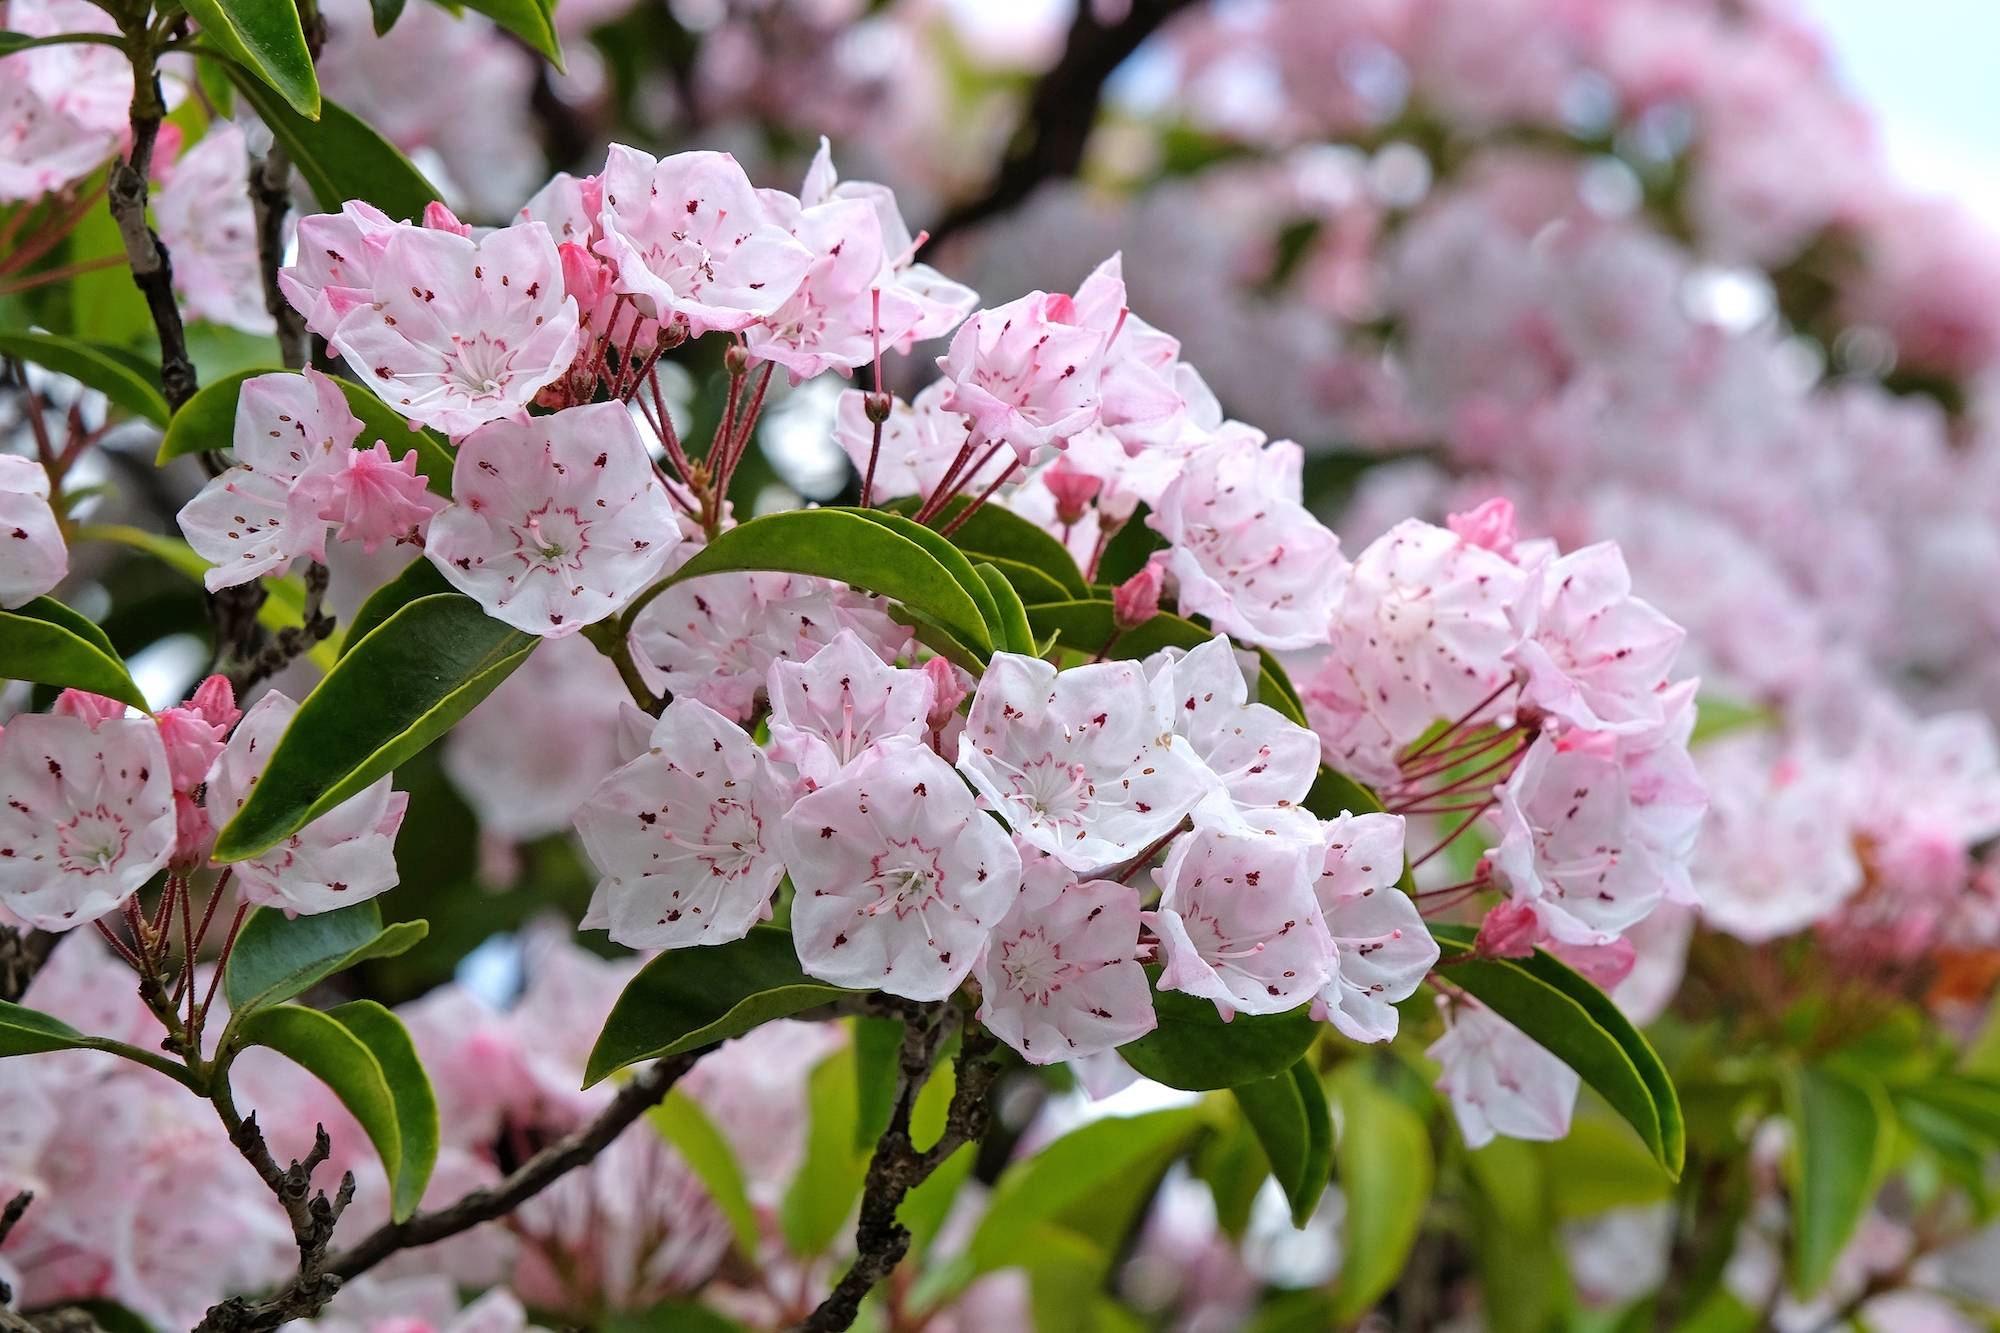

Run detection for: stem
[[1398, 679, 1519, 765], [107, 21, 196, 413], [250, 146, 309, 371], [0, 252, 125, 298], [937, 458, 1021, 538], [1408, 800, 1498, 869], [197, 901, 250, 1032]]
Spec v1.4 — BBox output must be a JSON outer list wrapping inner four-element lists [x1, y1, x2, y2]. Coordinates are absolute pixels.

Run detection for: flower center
[[56, 804, 130, 876], [696, 801, 763, 880], [866, 838, 945, 920], [510, 505, 590, 573], [448, 333, 515, 398], [1008, 754, 1093, 826], [998, 927, 1067, 1001]]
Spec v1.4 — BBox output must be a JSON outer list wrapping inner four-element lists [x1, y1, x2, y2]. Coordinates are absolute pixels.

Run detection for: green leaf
[[1094, 503, 1166, 586], [780, 1048, 869, 1257], [224, 899, 429, 1018], [1304, 765, 1388, 817], [643, 509, 992, 658], [341, 558, 456, 656], [0, 598, 149, 710], [604, 1302, 748, 1333], [327, 1000, 438, 1221], [845, 510, 1002, 652], [1791, 1063, 1893, 1295], [900, 1142, 977, 1263], [973, 555, 1074, 606], [0, 331, 169, 425], [1231, 1059, 1333, 1228], [1432, 923, 1683, 1176], [455, 0, 563, 65], [370, 0, 408, 34], [974, 563, 1037, 655], [853, 1014, 903, 1153], [894, 495, 1089, 599], [330, 378, 456, 499], [585, 925, 861, 1085], [220, 63, 441, 222], [213, 594, 537, 861], [1192, 1110, 1270, 1241], [0, 998, 94, 1057], [650, 1089, 760, 1259], [1255, 648, 1308, 727], [1330, 1067, 1434, 1321], [238, 1006, 403, 1188], [1898, 1075, 2000, 1142], [183, 0, 319, 117], [1119, 980, 1321, 1091], [155, 367, 284, 463]]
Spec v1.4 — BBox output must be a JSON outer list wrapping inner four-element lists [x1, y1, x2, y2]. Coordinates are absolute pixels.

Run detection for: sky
[[1807, 0, 2000, 228]]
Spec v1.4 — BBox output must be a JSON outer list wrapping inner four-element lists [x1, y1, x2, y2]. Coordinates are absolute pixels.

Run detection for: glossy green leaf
[[222, 63, 441, 222], [1119, 982, 1321, 1090], [342, 558, 455, 656], [975, 563, 1038, 655], [1330, 1067, 1434, 1320], [183, 0, 319, 116], [0, 598, 148, 710], [1094, 503, 1166, 586], [0, 331, 168, 425], [370, 0, 407, 34], [239, 1006, 402, 1189], [846, 510, 1003, 650], [224, 899, 430, 1017], [330, 378, 456, 499], [780, 1048, 869, 1257], [902, 496, 1089, 599], [213, 594, 537, 861], [973, 555, 1074, 606], [0, 32, 40, 54], [853, 1015, 903, 1153], [651, 1089, 760, 1258], [327, 1000, 438, 1221], [456, 0, 562, 65], [155, 366, 283, 463], [1792, 1063, 1892, 1295], [585, 925, 861, 1085], [1433, 923, 1682, 1175], [1232, 1059, 1333, 1228], [1256, 648, 1308, 727], [644, 509, 992, 657], [0, 1000, 192, 1083], [1304, 765, 1388, 817]]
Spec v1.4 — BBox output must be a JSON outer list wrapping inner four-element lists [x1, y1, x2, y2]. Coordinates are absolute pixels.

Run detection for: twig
[[0, 1191, 30, 1249], [105, 31, 196, 413], [0, 926, 57, 1004], [192, 1112, 354, 1333], [229, 562, 337, 692], [249, 146, 309, 372]]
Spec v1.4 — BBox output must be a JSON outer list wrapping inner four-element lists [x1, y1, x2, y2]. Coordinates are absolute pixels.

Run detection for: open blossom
[[766, 628, 934, 788], [427, 401, 678, 637], [178, 370, 363, 590], [831, 380, 1006, 505], [206, 692, 408, 914], [781, 742, 1021, 999], [0, 0, 130, 202], [1428, 995, 1580, 1148], [324, 220, 580, 435], [748, 189, 927, 382], [1149, 433, 1347, 651], [1506, 540, 1685, 736], [278, 201, 400, 338], [1072, 254, 1189, 453], [1313, 810, 1435, 1042], [1692, 730, 1863, 943], [936, 288, 1107, 464], [0, 452, 66, 607], [975, 855, 1156, 1063], [956, 652, 1209, 874], [0, 699, 176, 931], [1150, 637, 1320, 824], [573, 696, 788, 949], [1147, 814, 1337, 1019], [153, 123, 272, 336], [1850, 699, 2000, 907], [595, 146, 814, 337]]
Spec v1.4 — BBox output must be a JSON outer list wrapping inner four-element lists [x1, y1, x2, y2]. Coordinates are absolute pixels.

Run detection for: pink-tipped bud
[[864, 390, 894, 425], [924, 655, 967, 733], [1446, 496, 1517, 561], [724, 343, 750, 375], [1043, 460, 1103, 527], [1544, 936, 1638, 989], [558, 241, 611, 315], [422, 201, 473, 237], [1112, 562, 1164, 632], [189, 674, 241, 733], [1473, 898, 1539, 959], [52, 689, 129, 728]]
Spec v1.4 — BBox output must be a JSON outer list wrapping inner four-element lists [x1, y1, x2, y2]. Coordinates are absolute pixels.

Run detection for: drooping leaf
[[0, 598, 149, 710], [220, 63, 441, 222], [585, 925, 862, 1086], [1232, 1059, 1333, 1228], [370, 0, 407, 34], [1119, 982, 1321, 1091], [780, 1048, 869, 1257], [224, 900, 430, 1018], [454, 0, 563, 65], [1330, 1066, 1434, 1320], [213, 594, 537, 861], [155, 367, 284, 463], [1432, 923, 1682, 1175], [974, 563, 1038, 656], [0, 331, 168, 425], [182, 0, 320, 117], [327, 1000, 438, 1221], [1792, 1063, 1892, 1296], [238, 1006, 403, 1189], [846, 510, 1003, 650], [650, 1090, 760, 1259], [330, 379, 456, 499], [341, 557, 455, 655], [0, 1000, 193, 1083]]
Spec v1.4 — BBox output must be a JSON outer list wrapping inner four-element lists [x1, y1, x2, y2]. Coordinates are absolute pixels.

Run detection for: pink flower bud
[[1043, 460, 1103, 527], [1446, 497, 1517, 561], [1112, 562, 1164, 632], [189, 674, 241, 733], [1473, 898, 1539, 958], [422, 200, 473, 236], [924, 655, 966, 733], [864, 390, 894, 425], [52, 690, 128, 728]]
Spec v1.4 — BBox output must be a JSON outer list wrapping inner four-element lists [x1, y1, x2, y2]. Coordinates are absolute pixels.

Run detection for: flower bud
[[1043, 460, 1102, 527], [51, 689, 128, 728], [421, 200, 473, 237], [1472, 898, 1539, 959], [924, 655, 967, 733], [864, 390, 894, 425], [1112, 563, 1164, 632], [724, 343, 750, 375], [1446, 496, 1517, 561]]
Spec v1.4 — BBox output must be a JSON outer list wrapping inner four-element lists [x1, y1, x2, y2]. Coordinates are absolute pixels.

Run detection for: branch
[[229, 561, 337, 692], [924, 0, 1204, 248], [249, 146, 309, 372], [107, 30, 196, 413], [0, 926, 57, 1004], [192, 1116, 354, 1333], [791, 1015, 1002, 1333]]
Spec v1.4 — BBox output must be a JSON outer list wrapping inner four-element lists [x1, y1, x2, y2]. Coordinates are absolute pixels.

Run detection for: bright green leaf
[[213, 594, 537, 861], [972, 555, 1073, 606], [341, 558, 455, 657], [0, 597, 149, 710], [846, 510, 1003, 651], [221, 63, 441, 222], [238, 1006, 403, 1188], [1119, 980, 1320, 1091], [0, 998, 96, 1057], [1792, 1063, 1892, 1296], [327, 1000, 438, 1221], [585, 925, 861, 1085], [650, 1089, 760, 1259], [853, 1015, 903, 1153], [0, 332, 168, 425], [223, 901, 429, 1019], [1899, 1075, 2000, 1142], [895, 496, 1089, 599], [155, 367, 283, 463], [1331, 1067, 1434, 1320], [183, 0, 320, 117], [974, 563, 1037, 655], [1541, 1116, 1675, 1218], [1232, 1058, 1333, 1228], [780, 1048, 868, 1257]]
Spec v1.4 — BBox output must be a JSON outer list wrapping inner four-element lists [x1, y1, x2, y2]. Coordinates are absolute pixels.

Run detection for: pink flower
[[0, 452, 66, 607], [0, 0, 130, 202], [1427, 995, 1579, 1148], [765, 628, 934, 788], [1691, 731, 1863, 944], [746, 191, 927, 383], [0, 704, 176, 930], [974, 854, 1156, 1063], [573, 696, 788, 950], [1472, 898, 1540, 959], [1071, 254, 1189, 453], [1298, 648, 1401, 787], [595, 146, 815, 337], [831, 381, 1003, 505], [936, 288, 1107, 464], [327, 220, 580, 436], [295, 440, 448, 555], [426, 401, 679, 637], [278, 200, 400, 338], [1445, 497, 1518, 561], [154, 123, 273, 336], [1506, 541, 1686, 736], [1040, 456, 1103, 527], [1149, 637, 1320, 824], [780, 742, 1021, 999], [1113, 563, 1164, 632], [206, 692, 408, 914], [156, 674, 239, 869], [1147, 814, 1337, 1019], [956, 652, 1209, 874], [1149, 433, 1348, 651], [177, 370, 363, 590], [1313, 810, 1435, 1041]]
